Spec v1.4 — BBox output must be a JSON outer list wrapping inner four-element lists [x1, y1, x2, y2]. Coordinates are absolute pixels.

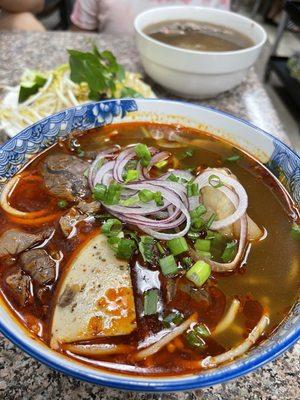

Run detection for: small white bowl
[[134, 7, 267, 99]]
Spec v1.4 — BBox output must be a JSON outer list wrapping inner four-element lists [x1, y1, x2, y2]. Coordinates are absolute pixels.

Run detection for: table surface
[[0, 31, 299, 400]]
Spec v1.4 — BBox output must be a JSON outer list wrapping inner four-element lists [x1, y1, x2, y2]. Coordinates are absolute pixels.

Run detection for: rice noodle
[[65, 343, 133, 356], [134, 313, 198, 360], [214, 299, 240, 335], [201, 314, 269, 368]]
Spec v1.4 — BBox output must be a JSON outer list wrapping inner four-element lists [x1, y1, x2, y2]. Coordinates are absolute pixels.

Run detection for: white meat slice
[[50, 233, 136, 349]]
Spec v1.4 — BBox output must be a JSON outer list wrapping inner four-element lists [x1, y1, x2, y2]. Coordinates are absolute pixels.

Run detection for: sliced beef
[[41, 154, 90, 201], [6, 270, 31, 306], [77, 200, 101, 215], [59, 201, 100, 237], [0, 228, 53, 258], [59, 208, 85, 237], [20, 249, 56, 285]]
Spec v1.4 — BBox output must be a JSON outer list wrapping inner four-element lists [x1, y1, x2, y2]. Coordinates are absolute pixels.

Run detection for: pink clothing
[[71, 0, 231, 34]]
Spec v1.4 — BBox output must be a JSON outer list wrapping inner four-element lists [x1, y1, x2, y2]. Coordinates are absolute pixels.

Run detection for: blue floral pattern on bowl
[[0, 99, 298, 392]]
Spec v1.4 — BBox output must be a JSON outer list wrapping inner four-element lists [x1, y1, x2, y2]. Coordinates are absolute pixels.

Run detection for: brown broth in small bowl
[[145, 20, 254, 52]]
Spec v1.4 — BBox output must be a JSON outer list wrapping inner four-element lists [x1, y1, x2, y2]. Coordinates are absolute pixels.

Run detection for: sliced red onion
[[143, 151, 170, 178], [194, 170, 248, 230], [88, 147, 119, 188]]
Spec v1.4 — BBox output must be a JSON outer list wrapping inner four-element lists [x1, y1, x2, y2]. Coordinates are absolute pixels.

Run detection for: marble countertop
[[0, 31, 299, 400]]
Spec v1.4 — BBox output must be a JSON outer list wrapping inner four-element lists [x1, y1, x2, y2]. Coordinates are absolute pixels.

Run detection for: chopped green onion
[[187, 231, 201, 240], [221, 241, 238, 262], [135, 143, 151, 167], [187, 182, 200, 198], [185, 331, 206, 349], [195, 239, 211, 252], [156, 242, 166, 256], [193, 323, 211, 338], [102, 219, 122, 237], [107, 237, 136, 260], [154, 191, 164, 206], [190, 205, 207, 220], [120, 194, 139, 206], [168, 173, 179, 182], [205, 230, 216, 239], [93, 183, 107, 201], [162, 310, 184, 328], [143, 289, 159, 315], [159, 255, 178, 276], [186, 260, 211, 287], [198, 250, 212, 259], [182, 257, 193, 269], [104, 181, 122, 205], [208, 174, 223, 189], [57, 200, 68, 209], [125, 159, 138, 171], [224, 154, 240, 162], [193, 218, 205, 230], [124, 169, 139, 183], [291, 223, 300, 240], [139, 236, 156, 263], [206, 213, 216, 228], [183, 148, 194, 158], [167, 237, 188, 256], [76, 148, 85, 158], [83, 169, 89, 177], [138, 189, 154, 203], [155, 160, 168, 169]]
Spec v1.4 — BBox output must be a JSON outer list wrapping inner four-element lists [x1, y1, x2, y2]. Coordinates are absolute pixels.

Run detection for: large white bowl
[[134, 7, 267, 99], [0, 99, 299, 391]]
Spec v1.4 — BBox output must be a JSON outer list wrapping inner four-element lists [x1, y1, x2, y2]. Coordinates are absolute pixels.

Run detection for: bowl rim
[[134, 6, 268, 57], [0, 98, 299, 392]]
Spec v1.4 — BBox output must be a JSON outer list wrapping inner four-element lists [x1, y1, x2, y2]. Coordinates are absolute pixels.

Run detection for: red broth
[[0, 122, 299, 376]]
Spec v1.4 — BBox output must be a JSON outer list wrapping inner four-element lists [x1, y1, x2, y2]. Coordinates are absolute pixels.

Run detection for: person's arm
[[0, 0, 44, 13], [71, 0, 99, 32]]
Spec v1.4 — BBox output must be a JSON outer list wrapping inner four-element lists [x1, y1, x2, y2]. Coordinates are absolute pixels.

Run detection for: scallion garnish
[[187, 231, 201, 240], [104, 181, 122, 205], [143, 289, 159, 316], [102, 219, 122, 237], [167, 237, 188, 256], [198, 250, 212, 259], [135, 143, 151, 167], [139, 235, 156, 263], [291, 223, 300, 240], [93, 183, 107, 201], [221, 241, 237, 262], [187, 182, 200, 198], [206, 213, 216, 229], [159, 255, 178, 276], [208, 174, 223, 188], [154, 191, 164, 206], [195, 239, 211, 252], [194, 323, 211, 338], [224, 154, 240, 162], [120, 195, 139, 206], [124, 169, 139, 183], [162, 310, 184, 328], [182, 256, 193, 269], [190, 204, 207, 220], [155, 160, 168, 169], [168, 173, 179, 182], [183, 148, 194, 158], [185, 331, 206, 349], [156, 242, 166, 256], [186, 260, 211, 287], [57, 199, 68, 209], [125, 159, 138, 171], [138, 189, 154, 203], [107, 237, 136, 260]]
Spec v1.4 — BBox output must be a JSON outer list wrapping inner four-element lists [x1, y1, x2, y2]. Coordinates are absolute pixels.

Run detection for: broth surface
[[145, 20, 254, 52], [0, 122, 298, 376]]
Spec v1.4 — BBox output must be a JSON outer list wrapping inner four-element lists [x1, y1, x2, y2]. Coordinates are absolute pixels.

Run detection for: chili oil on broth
[[0, 122, 298, 377]]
